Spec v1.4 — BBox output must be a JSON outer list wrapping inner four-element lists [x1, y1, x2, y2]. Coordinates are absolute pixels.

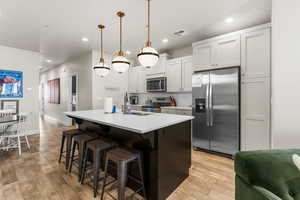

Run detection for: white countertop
[[161, 106, 192, 111], [65, 110, 194, 134]]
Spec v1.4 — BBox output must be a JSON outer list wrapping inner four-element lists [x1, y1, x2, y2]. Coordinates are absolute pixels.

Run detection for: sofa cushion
[[235, 149, 300, 200]]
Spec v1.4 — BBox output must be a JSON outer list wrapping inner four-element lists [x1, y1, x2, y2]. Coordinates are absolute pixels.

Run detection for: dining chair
[[0, 110, 14, 151], [0, 113, 31, 155]]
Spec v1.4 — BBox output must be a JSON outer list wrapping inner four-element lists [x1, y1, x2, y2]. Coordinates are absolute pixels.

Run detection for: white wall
[[40, 52, 93, 125], [92, 50, 128, 109], [271, 0, 300, 149], [0, 45, 40, 129]]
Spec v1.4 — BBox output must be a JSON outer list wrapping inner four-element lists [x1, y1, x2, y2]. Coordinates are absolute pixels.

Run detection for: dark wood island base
[[70, 117, 192, 200]]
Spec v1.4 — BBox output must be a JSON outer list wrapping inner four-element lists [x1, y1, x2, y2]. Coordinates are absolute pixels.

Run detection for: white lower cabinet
[[241, 77, 270, 150], [166, 56, 192, 92], [161, 108, 192, 116]]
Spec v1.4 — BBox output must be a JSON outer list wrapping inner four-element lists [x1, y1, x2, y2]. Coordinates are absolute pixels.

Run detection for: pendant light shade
[[93, 24, 111, 77], [137, 0, 159, 68], [112, 53, 130, 73], [112, 11, 130, 74], [94, 58, 110, 77], [138, 45, 159, 68]]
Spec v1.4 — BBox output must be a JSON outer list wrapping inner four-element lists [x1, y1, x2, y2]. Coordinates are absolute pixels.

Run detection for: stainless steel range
[[142, 97, 172, 113]]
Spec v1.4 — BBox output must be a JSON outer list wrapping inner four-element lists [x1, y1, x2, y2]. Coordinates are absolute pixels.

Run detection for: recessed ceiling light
[[81, 37, 89, 42], [125, 50, 131, 55], [162, 38, 169, 43], [38, 66, 43, 69], [46, 59, 52, 63], [225, 17, 234, 24]]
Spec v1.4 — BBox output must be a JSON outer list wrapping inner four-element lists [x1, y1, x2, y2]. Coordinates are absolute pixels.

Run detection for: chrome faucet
[[123, 92, 129, 113]]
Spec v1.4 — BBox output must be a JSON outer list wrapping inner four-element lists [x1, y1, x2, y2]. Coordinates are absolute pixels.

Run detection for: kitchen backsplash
[[135, 93, 192, 107]]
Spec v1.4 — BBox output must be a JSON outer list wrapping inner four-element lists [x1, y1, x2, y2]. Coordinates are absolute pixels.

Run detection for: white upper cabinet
[[193, 34, 241, 71], [128, 67, 139, 93], [181, 56, 193, 92], [137, 67, 146, 93], [128, 66, 146, 93], [193, 43, 214, 71], [166, 56, 193, 92], [145, 53, 169, 77], [241, 28, 271, 78], [214, 35, 241, 68], [166, 58, 182, 92]]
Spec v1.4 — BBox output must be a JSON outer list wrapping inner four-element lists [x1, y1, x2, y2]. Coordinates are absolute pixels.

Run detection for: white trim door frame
[[67, 72, 79, 126]]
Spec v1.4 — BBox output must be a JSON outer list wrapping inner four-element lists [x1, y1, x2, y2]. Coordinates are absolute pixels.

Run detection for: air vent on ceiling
[[173, 30, 186, 39]]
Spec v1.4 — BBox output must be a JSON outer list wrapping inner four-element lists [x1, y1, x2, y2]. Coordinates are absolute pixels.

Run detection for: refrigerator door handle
[[209, 81, 213, 127], [206, 82, 210, 126]]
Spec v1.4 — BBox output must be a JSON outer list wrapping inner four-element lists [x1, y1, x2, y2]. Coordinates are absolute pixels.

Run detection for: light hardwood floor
[[0, 117, 235, 200]]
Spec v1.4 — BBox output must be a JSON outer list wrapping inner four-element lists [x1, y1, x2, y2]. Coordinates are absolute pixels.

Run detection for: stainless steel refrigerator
[[192, 67, 240, 156]]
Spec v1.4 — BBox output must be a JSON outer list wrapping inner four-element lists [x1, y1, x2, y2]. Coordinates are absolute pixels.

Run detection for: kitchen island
[[65, 110, 193, 200]]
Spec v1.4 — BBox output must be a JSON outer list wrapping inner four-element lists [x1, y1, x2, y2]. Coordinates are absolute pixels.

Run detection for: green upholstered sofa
[[235, 149, 300, 200]]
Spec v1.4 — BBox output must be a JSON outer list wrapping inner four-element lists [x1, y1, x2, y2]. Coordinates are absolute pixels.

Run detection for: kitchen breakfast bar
[[65, 110, 194, 200]]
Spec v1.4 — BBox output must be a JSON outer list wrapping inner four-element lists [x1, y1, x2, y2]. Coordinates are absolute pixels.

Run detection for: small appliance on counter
[[129, 96, 139, 105]]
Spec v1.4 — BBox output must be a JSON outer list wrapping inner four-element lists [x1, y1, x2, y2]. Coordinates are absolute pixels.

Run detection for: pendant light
[[112, 11, 130, 74], [137, 0, 159, 68], [93, 24, 110, 77]]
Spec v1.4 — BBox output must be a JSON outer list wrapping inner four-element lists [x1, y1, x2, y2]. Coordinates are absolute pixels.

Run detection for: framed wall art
[[47, 78, 60, 104], [0, 70, 23, 98]]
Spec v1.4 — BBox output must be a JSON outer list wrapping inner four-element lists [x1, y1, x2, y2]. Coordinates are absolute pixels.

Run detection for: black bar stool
[[69, 133, 99, 181], [58, 129, 83, 169], [80, 138, 117, 198], [101, 148, 147, 200]]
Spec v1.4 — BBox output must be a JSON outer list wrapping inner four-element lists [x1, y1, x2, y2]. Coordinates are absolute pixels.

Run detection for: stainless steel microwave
[[146, 77, 167, 92]]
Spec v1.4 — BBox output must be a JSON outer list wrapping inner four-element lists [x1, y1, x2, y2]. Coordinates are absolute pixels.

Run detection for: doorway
[[68, 73, 78, 126], [39, 83, 45, 115]]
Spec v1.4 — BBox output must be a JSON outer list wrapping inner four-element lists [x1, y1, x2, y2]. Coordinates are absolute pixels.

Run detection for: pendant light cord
[[101, 28, 103, 59], [147, 0, 150, 44], [120, 14, 122, 52]]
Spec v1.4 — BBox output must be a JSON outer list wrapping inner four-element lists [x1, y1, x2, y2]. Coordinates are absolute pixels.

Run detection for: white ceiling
[[0, 0, 272, 69]]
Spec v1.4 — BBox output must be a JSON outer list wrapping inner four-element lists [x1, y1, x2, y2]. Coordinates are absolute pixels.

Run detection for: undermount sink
[[124, 112, 151, 116]]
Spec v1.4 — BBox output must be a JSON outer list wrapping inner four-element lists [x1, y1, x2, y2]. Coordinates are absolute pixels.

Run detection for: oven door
[[146, 77, 167, 92]]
